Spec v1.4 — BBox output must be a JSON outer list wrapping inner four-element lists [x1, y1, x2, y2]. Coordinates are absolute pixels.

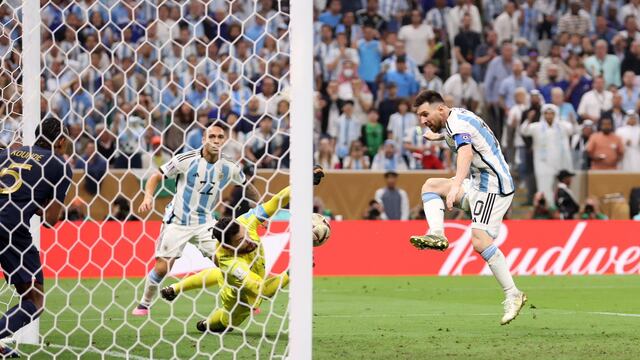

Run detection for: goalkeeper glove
[[313, 165, 325, 185]]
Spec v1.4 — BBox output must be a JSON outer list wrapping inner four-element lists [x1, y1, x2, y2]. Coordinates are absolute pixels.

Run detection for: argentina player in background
[[409, 91, 527, 325], [0, 118, 72, 356], [132, 121, 260, 316]]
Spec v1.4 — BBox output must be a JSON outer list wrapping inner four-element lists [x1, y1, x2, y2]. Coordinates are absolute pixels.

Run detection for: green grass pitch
[[12, 275, 640, 359]]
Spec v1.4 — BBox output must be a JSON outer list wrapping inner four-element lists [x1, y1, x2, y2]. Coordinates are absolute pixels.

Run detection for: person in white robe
[[520, 104, 578, 203], [616, 111, 640, 172]]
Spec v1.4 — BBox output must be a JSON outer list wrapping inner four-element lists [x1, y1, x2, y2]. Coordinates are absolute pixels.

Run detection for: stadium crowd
[[0, 0, 639, 217]]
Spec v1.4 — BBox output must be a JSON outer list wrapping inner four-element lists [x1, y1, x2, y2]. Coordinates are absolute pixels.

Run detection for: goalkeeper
[[161, 166, 325, 332]]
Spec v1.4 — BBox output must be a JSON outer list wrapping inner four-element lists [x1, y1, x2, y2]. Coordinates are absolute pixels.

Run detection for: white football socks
[[422, 192, 445, 236], [481, 245, 519, 297], [140, 269, 164, 307]]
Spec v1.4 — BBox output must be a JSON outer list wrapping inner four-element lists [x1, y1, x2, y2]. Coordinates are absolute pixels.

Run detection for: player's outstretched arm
[[138, 171, 163, 213], [446, 145, 472, 210]]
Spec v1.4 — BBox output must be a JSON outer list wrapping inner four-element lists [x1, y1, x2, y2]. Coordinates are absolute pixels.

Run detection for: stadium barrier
[[40, 220, 640, 278]]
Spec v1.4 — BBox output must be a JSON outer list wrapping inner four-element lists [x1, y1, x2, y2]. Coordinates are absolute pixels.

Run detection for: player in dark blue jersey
[[0, 118, 71, 357]]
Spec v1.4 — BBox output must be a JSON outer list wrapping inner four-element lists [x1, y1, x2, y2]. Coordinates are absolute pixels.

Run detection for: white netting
[[1, 0, 294, 358]]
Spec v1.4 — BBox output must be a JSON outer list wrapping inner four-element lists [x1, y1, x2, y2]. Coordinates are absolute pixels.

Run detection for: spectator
[[237, 97, 263, 134], [245, 116, 283, 169], [357, 23, 385, 94], [319, 0, 342, 29], [558, 0, 591, 36], [551, 87, 578, 124], [419, 61, 444, 93], [618, 1, 640, 28], [327, 31, 360, 79], [578, 76, 613, 123], [453, 13, 482, 67], [342, 76, 374, 122], [519, 0, 542, 49], [355, 0, 386, 33], [520, 103, 576, 203], [555, 170, 580, 220], [504, 87, 528, 168], [538, 43, 571, 86], [387, 99, 417, 156], [224, 114, 246, 162], [619, 71, 640, 112], [499, 59, 535, 114], [442, 62, 480, 110], [529, 192, 559, 220], [315, 24, 338, 85], [371, 140, 408, 171], [493, 1, 519, 44], [321, 80, 341, 135], [472, 29, 498, 81], [579, 198, 608, 220], [75, 142, 107, 196], [114, 114, 146, 169], [314, 136, 341, 169], [332, 101, 362, 159], [425, 0, 451, 43], [565, 64, 593, 111], [572, 120, 595, 170], [337, 12, 363, 47], [539, 64, 569, 103], [591, 15, 617, 43], [447, 0, 483, 46], [616, 111, 640, 172], [256, 76, 282, 118], [618, 14, 640, 46], [398, 10, 435, 68], [374, 171, 409, 220], [621, 40, 640, 75], [381, 41, 422, 80], [484, 40, 514, 140], [361, 109, 385, 160], [106, 196, 140, 222], [377, 83, 399, 129], [363, 199, 383, 220], [584, 39, 621, 88], [343, 139, 370, 170], [384, 55, 419, 98], [482, 0, 504, 24], [95, 124, 116, 164], [602, 93, 628, 129], [586, 116, 625, 170]]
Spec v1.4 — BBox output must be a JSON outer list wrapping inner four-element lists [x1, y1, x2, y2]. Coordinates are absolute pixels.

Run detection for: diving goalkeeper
[[161, 166, 325, 332]]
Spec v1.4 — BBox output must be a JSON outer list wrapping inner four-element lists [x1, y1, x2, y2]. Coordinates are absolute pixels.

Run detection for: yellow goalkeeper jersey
[[215, 186, 290, 295]]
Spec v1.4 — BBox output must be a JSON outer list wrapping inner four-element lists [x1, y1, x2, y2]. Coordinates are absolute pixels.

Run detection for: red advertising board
[[39, 220, 640, 278]]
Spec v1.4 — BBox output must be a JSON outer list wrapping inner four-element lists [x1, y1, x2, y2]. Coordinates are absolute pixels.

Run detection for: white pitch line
[[44, 344, 160, 360], [589, 312, 640, 318]]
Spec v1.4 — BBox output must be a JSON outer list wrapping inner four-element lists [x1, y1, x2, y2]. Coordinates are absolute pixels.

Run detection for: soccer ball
[[312, 213, 331, 247]]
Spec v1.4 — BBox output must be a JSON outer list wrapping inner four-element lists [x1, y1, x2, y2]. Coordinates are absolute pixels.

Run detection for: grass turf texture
[[11, 275, 640, 359]]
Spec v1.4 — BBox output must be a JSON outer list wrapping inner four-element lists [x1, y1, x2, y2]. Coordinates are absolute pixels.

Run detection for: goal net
[[0, 0, 313, 358]]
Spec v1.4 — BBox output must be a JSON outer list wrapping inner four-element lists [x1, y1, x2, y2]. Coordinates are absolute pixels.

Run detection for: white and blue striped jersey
[[444, 108, 515, 195], [160, 149, 246, 226]]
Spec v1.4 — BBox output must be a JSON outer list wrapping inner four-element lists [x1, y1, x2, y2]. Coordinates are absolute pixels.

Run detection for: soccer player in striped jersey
[[409, 90, 527, 325], [132, 122, 260, 316]]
